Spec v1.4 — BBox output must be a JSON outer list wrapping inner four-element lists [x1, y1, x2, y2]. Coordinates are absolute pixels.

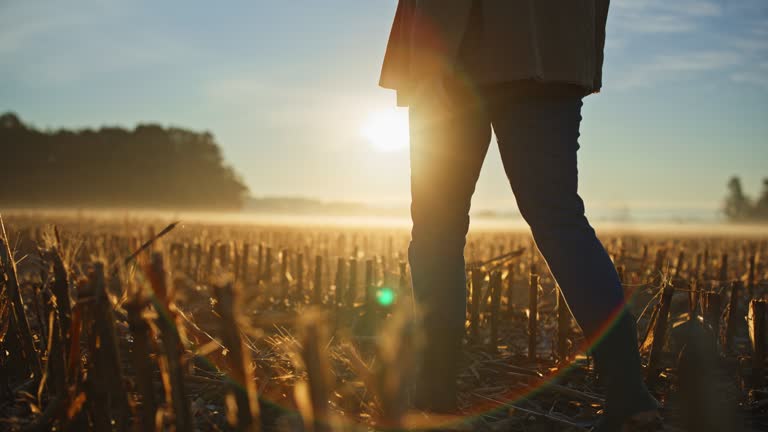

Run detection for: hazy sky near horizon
[[2, 0, 767, 213]]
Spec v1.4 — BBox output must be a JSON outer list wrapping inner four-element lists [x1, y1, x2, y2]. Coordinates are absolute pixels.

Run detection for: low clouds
[[612, 0, 722, 33], [731, 62, 768, 89], [0, 1, 198, 86], [613, 0, 723, 17], [608, 0, 768, 90], [614, 51, 741, 89]]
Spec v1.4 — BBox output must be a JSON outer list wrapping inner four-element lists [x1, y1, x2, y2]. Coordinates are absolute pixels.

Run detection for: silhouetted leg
[[408, 101, 491, 412], [490, 93, 656, 422]]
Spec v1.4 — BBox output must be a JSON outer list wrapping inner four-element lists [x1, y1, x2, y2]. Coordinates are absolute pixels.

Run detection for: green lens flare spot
[[376, 287, 396, 306]]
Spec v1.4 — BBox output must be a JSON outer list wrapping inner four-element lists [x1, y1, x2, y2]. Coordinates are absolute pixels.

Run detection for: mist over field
[[3, 208, 764, 239]]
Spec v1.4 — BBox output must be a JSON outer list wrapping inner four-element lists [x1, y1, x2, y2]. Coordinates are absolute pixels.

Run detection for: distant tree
[[754, 178, 768, 219], [0, 112, 24, 129], [0, 112, 249, 209], [723, 176, 752, 221]]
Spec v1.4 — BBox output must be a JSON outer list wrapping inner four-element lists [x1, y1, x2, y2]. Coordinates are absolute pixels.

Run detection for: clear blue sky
[[1, 0, 766, 215]]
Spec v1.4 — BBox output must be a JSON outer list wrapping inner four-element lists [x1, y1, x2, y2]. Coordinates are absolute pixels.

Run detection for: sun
[[360, 108, 409, 152]]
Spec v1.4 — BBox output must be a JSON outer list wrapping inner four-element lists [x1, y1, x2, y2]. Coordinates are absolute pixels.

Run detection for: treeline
[[0, 112, 248, 209], [724, 176, 768, 222]]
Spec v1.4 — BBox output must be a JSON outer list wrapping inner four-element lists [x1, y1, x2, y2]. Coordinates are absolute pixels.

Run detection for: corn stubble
[[0, 214, 767, 431]]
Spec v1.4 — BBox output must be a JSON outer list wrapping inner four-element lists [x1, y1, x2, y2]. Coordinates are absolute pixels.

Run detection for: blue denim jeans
[[409, 84, 624, 335], [408, 82, 654, 419]]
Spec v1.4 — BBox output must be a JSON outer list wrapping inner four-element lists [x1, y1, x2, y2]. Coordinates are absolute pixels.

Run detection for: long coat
[[379, 0, 610, 106]]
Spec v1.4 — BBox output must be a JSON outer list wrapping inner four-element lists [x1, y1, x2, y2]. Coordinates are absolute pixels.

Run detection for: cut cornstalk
[[147, 252, 193, 432], [723, 280, 743, 352], [184, 242, 193, 276], [489, 271, 502, 351], [297, 310, 332, 432], [347, 257, 357, 307], [616, 264, 626, 294], [205, 243, 216, 281], [398, 261, 407, 295], [647, 281, 675, 383], [364, 259, 373, 306], [125, 297, 158, 432], [45, 287, 67, 406], [50, 248, 72, 358], [89, 262, 131, 431], [747, 254, 756, 300], [240, 242, 250, 285], [313, 255, 323, 305], [215, 282, 261, 432], [264, 247, 273, 284], [233, 244, 241, 281], [556, 285, 570, 362], [281, 249, 290, 299], [0, 227, 42, 381], [703, 291, 722, 344], [296, 253, 305, 300], [673, 250, 685, 280], [689, 278, 700, 320], [504, 263, 515, 317], [528, 273, 539, 362], [334, 257, 345, 310], [652, 248, 666, 285], [193, 244, 202, 280], [219, 242, 231, 272], [256, 244, 264, 283], [748, 299, 766, 388], [719, 253, 729, 283], [470, 268, 484, 341]]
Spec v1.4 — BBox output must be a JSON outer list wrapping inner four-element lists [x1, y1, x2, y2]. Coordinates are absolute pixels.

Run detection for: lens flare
[[375, 286, 396, 306]]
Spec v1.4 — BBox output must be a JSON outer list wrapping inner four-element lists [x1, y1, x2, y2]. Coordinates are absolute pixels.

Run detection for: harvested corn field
[[0, 213, 767, 431]]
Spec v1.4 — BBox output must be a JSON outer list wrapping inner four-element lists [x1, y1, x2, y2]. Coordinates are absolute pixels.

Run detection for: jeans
[[408, 81, 654, 418]]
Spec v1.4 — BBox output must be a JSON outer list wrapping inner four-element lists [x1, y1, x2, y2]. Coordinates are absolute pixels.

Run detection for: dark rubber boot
[[590, 310, 660, 429], [412, 330, 463, 413]]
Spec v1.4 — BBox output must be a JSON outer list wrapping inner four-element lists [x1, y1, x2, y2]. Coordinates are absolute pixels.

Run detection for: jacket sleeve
[[592, 0, 610, 92], [379, 0, 414, 91]]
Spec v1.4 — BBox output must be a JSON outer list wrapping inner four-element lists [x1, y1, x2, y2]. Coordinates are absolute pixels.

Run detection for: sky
[[1, 0, 767, 217]]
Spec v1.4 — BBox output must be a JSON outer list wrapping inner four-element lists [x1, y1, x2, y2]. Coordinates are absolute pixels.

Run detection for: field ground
[[1, 211, 767, 431]]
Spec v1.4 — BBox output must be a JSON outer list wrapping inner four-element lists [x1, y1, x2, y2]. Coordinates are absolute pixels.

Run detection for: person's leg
[[408, 95, 491, 412], [488, 90, 657, 423]]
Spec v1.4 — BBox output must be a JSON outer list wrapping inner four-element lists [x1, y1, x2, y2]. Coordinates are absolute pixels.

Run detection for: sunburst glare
[[360, 108, 409, 152]]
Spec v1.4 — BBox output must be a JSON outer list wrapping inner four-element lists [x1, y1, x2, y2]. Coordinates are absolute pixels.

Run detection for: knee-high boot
[[590, 310, 659, 429]]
